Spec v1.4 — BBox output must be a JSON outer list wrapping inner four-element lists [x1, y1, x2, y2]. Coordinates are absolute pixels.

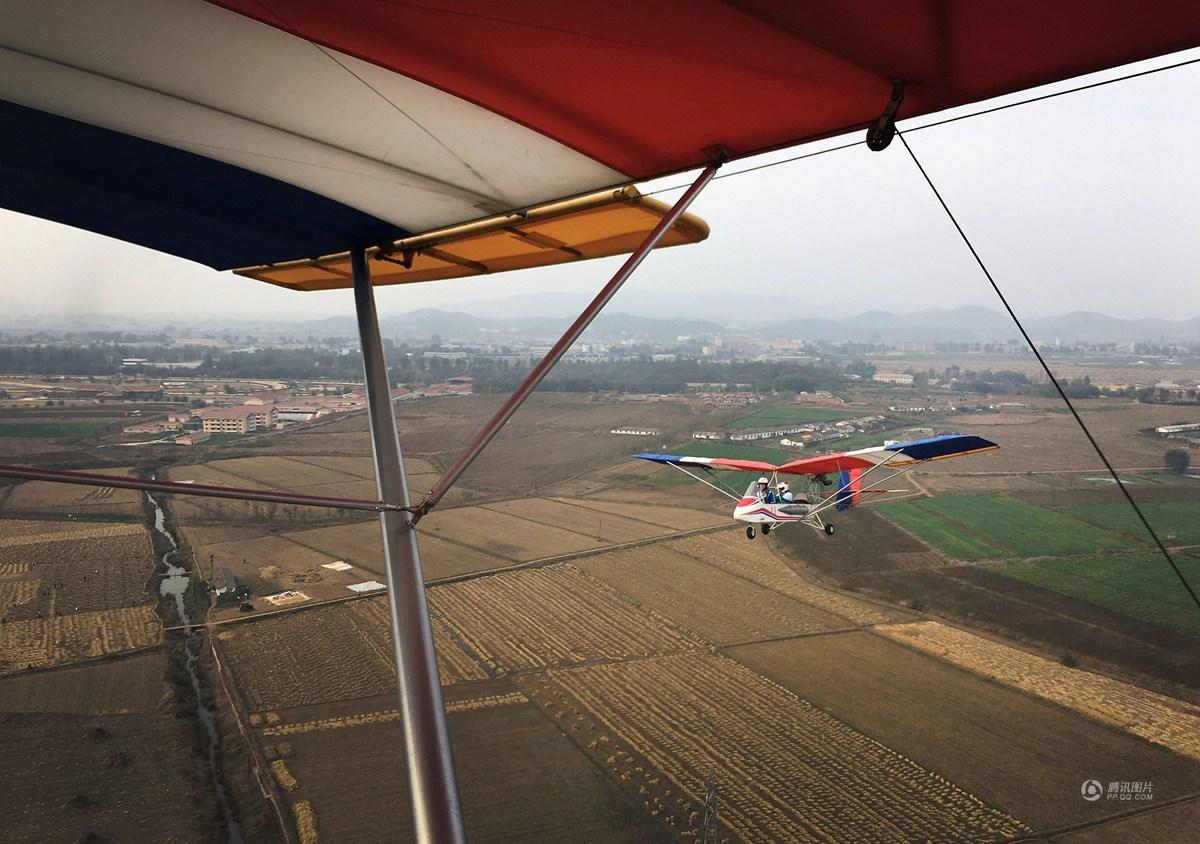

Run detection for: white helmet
[[779, 482, 789, 491], [757, 477, 769, 484]]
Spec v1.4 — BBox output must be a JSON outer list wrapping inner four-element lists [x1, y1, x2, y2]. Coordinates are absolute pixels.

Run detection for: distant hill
[[8, 299, 1197, 345], [303, 304, 1200, 344]]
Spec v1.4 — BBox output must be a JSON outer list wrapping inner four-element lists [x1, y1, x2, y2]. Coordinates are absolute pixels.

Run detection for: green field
[[874, 502, 1007, 560], [1066, 502, 1200, 546], [727, 405, 855, 430], [0, 420, 117, 438], [993, 553, 1200, 637], [879, 496, 1136, 559]]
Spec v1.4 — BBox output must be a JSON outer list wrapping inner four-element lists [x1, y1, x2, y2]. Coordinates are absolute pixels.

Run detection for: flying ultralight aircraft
[[635, 433, 998, 539]]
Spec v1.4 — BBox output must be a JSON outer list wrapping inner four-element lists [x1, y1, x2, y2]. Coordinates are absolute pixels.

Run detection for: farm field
[[6, 390, 1196, 841], [422, 505, 609, 560], [770, 505, 950, 578], [992, 554, 1200, 637], [518, 653, 1032, 842], [874, 500, 1008, 560], [278, 520, 510, 581], [881, 496, 1136, 558], [0, 651, 166, 714], [559, 497, 727, 531], [428, 565, 702, 674], [670, 533, 903, 625], [481, 498, 670, 545], [726, 630, 1200, 829], [931, 400, 1193, 476], [275, 690, 661, 843], [178, 491, 687, 596], [875, 622, 1200, 762], [0, 476, 143, 518], [245, 521, 379, 566], [0, 519, 143, 550], [217, 596, 488, 711], [0, 528, 157, 620], [0, 712, 221, 844], [1066, 501, 1200, 546], [0, 605, 160, 673], [190, 532, 346, 599], [0, 419, 119, 438], [1048, 799, 1200, 843], [726, 404, 856, 429], [576, 545, 850, 644], [197, 455, 364, 487], [840, 562, 1200, 692]]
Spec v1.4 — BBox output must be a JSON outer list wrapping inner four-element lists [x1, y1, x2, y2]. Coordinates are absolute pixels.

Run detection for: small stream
[[148, 492, 245, 844]]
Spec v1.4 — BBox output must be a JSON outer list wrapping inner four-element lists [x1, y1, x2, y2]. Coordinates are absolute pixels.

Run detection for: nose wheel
[[824, 523, 835, 536], [746, 526, 756, 540]]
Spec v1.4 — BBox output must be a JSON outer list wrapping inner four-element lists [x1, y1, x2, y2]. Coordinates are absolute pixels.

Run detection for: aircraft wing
[[776, 434, 999, 476], [632, 453, 779, 473]]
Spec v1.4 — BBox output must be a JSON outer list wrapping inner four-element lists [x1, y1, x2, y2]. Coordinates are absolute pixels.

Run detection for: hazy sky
[[2, 49, 1198, 324]]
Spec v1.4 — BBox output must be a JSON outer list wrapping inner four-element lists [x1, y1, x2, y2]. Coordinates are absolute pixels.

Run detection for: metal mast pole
[[351, 247, 465, 844]]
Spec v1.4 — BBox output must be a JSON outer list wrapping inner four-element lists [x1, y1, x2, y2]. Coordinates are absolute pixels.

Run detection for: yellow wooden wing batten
[[233, 186, 710, 291]]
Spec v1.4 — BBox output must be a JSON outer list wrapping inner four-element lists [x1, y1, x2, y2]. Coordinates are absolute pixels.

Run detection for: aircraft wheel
[[824, 523, 835, 536], [746, 526, 756, 540], [762, 524, 772, 535]]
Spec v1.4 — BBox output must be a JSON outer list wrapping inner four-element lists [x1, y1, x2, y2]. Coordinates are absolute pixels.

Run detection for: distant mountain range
[[297, 305, 1200, 345], [764, 307, 1200, 344], [4, 296, 1197, 345]]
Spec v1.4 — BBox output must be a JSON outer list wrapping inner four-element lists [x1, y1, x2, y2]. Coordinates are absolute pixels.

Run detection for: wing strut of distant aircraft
[[635, 434, 999, 539], [3, 3, 1199, 841]]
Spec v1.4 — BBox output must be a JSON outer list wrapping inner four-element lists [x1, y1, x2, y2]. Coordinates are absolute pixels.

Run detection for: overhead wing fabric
[[632, 453, 778, 473], [2, 1, 1198, 270], [884, 434, 1000, 462]]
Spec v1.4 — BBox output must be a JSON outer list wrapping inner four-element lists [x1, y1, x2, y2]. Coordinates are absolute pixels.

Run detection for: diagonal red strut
[[412, 160, 722, 521]]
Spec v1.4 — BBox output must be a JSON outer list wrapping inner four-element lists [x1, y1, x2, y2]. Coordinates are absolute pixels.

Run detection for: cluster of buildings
[[116, 376, 475, 443], [872, 373, 915, 386], [610, 427, 660, 437], [698, 414, 889, 448], [1155, 422, 1200, 444], [888, 404, 957, 414], [28, 382, 163, 401], [700, 393, 760, 409]]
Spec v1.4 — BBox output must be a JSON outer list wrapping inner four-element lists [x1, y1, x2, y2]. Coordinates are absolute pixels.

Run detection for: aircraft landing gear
[[762, 524, 772, 535], [746, 526, 756, 540], [824, 523, 835, 536]]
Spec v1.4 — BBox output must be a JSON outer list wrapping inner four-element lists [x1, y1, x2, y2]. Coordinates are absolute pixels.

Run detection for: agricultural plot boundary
[[992, 553, 1200, 638], [667, 534, 902, 626], [881, 496, 1137, 560], [520, 653, 1031, 843], [876, 621, 1200, 762], [424, 522, 737, 587]]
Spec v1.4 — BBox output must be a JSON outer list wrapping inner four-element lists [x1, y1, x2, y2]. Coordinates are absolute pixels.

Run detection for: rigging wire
[[644, 53, 1200, 198], [894, 129, 1200, 614], [642, 139, 865, 197], [903, 54, 1200, 135]]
